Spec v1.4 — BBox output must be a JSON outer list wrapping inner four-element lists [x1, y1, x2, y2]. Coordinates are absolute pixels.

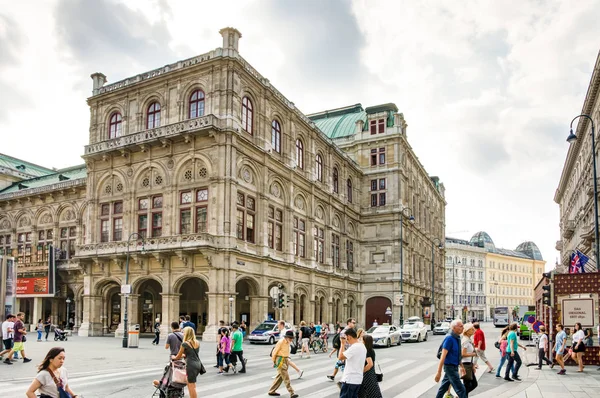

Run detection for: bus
[[493, 307, 509, 327]]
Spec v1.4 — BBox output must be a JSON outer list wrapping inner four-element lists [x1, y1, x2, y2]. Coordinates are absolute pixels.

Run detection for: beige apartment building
[[555, 50, 600, 272], [0, 28, 445, 340]]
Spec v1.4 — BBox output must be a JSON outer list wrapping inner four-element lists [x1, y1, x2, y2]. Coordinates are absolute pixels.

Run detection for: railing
[[76, 233, 217, 256], [0, 178, 86, 200], [84, 115, 218, 156]]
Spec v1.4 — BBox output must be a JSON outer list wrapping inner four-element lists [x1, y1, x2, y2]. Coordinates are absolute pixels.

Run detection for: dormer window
[[109, 112, 122, 139], [370, 118, 385, 135], [189, 90, 205, 118], [147, 102, 161, 129]]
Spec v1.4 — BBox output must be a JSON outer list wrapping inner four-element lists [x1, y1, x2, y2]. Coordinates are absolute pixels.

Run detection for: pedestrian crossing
[[0, 348, 506, 397]]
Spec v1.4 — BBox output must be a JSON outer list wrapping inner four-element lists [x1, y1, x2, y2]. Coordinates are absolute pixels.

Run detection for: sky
[[1, 0, 600, 269]]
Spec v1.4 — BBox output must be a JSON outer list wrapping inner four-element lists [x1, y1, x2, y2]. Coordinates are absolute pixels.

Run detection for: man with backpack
[[165, 322, 183, 359], [298, 321, 311, 359], [434, 319, 467, 398]]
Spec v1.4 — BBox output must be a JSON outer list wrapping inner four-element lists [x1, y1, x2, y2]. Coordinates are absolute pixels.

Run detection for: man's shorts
[[335, 360, 345, 370], [2, 338, 13, 350], [302, 338, 309, 348], [476, 348, 488, 363], [12, 342, 24, 352]]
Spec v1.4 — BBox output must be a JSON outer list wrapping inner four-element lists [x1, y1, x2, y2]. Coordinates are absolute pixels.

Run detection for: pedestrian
[[328, 319, 356, 381], [25, 347, 80, 398], [12, 312, 32, 363], [495, 326, 513, 378], [275, 320, 302, 378], [152, 317, 161, 345], [214, 321, 226, 368], [471, 323, 494, 373], [1, 314, 16, 364], [461, 323, 478, 396], [553, 323, 567, 375], [240, 320, 247, 338], [179, 316, 185, 330], [217, 327, 235, 374], [338, 328, 367, 398], [171, 327, 203, 398], [535, 325, 552, 370], [356, 328, 365, 343], [504, 322, 526, 382], [43, 317, 52, 341], [329, 325, 343, 359], [230, 323, 247, 373], [321, 322, 330, 350], [572, 322, 586, 372], [165, 321, 183, 359], [358, 334, 382, 398], [372, 319, 378, 328], [434, 319, 467, 398], [299, 321, 311, 359], [36, 319, 44, 342], [584, 328, 593, 347], [185, 315, 196, 332], [268, 330, 299, 398]]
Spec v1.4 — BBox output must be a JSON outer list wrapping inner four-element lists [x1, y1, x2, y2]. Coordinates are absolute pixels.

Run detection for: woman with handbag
[[460, 323, 478, 396], [495, 326, 513, 378], [25, 347, 79, 398], [171, 326, 205, 398], [358, 335, 382, 398], [152, 317, 161, 345]]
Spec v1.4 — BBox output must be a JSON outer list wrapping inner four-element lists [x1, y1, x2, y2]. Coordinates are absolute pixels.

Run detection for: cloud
[[0, 13, 31, 120]]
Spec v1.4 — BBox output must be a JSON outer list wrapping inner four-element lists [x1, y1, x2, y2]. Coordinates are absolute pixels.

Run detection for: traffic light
[[278, 292, 285, 308], [542, 272, 553, 307]]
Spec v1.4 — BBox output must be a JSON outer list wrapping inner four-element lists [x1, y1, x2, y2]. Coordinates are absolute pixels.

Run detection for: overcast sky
[[2, 0, 600, 268]]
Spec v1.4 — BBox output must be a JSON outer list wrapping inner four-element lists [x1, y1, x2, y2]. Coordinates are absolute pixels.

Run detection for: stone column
[[161, 293, 181, 336], [78, 295, 102, 337], [51, 299, 59, 325], [32, 297, 43, 330], [202, 292, 220, 342]]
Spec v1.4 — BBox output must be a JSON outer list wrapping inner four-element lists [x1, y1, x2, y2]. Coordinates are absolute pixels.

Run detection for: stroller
[[152, 360, 186, 398], [54, 328, 68, 341]]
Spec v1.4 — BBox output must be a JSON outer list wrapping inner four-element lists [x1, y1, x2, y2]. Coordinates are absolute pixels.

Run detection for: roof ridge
[[307, 104, 363, 120], [0, 152, 55, 174]]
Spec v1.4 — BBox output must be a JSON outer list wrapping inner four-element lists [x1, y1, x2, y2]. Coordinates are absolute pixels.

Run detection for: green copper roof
[[0, 164, 87, 194], [0, 153, 55, 178], [308, 104, 366, 139]]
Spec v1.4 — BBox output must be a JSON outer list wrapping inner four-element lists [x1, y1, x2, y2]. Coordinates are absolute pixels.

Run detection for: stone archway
[[136, 279, 163, 333], [366, 296, 392, 328], [235, 278, 259, 327], [179, 277, 209, 334]]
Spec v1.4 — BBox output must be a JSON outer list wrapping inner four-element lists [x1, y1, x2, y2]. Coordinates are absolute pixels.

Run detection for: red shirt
[[473, 329, 485, 350]]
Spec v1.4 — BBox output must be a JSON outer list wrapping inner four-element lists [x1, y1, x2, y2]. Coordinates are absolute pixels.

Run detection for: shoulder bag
[[47, 368, 72, 398], [375, 362, 383, 383], [461, 357, 474, 382], [185, 341, 207, 375]]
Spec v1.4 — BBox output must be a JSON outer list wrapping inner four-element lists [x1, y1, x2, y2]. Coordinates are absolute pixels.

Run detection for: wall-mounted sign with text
[[561, 298, 595, 328]]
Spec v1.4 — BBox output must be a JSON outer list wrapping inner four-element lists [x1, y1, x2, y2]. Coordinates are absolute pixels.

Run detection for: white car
[[248, 321, 293, 344], [406, 316, 423, 324], [433, 322, 450, 335], [399, 321, 428, 342], [366, 325, 402, 347]]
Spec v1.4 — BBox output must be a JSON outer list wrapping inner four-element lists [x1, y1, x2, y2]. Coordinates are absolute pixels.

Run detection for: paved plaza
[[1, 323, 599, 397]]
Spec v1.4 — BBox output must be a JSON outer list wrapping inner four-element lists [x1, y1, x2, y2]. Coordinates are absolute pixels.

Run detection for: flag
[[569, 250, 589, 274]]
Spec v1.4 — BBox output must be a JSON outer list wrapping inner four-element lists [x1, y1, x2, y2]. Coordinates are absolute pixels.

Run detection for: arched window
[[147, 102, 161, 129], [109, 112, 122, 139], [347, 178, 353, 203], [295, 139, 304, 169], [241, 96, 253, 134], [271, 120, 281, 153], [315, 154, 323, 182], [189, 90, 205, 118], [332, 167, 339, 193]]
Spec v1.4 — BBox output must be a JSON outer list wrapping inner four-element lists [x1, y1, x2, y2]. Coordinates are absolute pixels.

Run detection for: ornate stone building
[[0, 28, 445, 340]]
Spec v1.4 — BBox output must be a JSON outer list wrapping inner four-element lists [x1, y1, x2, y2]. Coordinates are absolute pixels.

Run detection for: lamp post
[[451, 258, 461, 319], [399, 206, 415, 327], [567, 114, 599, 271], [431, 237, 443, 330], [229, 296, 234, 325], [65, 298, 71, 329], [123, 232, 146, 348]]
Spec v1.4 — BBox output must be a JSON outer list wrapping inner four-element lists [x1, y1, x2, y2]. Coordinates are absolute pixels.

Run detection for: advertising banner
[[3, 256, 17, 316], [16, 246, 56, 298], [561, 298, 594, 327]]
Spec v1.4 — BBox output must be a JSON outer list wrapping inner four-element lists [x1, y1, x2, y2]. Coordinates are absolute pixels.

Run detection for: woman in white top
[[571, 322, 586, 372], [461, 323, 479, 397], [535, 325, 552, 369], [26, 347, 79, 398]]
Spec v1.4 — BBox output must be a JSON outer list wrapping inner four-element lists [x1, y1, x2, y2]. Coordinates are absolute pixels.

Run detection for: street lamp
[[567, 114, 599, 271], [65, 298, 71, 330], [123, 232, 146, 348], [399, 206, 415, 327], [450, 258, 461, 319], [431, 237, 443, 330], [229, 296, 235, 325]]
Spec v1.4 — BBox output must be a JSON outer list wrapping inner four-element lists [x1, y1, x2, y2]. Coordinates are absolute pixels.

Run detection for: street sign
[[431, 304, 435, 313], [121, 284, 131, 294]]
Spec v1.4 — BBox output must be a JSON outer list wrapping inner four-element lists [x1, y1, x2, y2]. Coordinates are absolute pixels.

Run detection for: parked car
[[399, 321, 428, 342], [366, 324, 402, 347], [248, 320, 292, 344], [433, 322, 450, 335]]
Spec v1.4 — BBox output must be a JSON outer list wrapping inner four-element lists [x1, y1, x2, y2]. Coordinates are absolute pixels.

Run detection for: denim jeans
[[435, 364, 467, 398], [505, 352, 522, 378], [496, 352, 514, 377], [37, 331, 42, 340], [339, 382, 361, 398]]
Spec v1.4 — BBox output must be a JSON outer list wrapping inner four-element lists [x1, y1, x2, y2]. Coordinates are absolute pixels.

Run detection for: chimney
[[219, 27, 242, 53], [90, 73, 107, 95]]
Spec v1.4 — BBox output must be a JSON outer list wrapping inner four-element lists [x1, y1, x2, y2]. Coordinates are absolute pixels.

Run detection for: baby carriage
[[54, 328, 68, 341], [152, 360, 186, 398]]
